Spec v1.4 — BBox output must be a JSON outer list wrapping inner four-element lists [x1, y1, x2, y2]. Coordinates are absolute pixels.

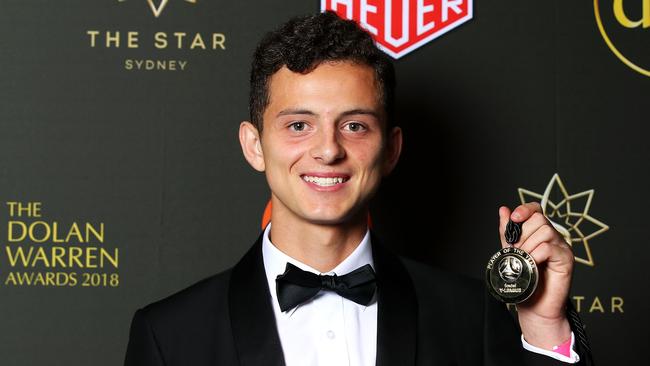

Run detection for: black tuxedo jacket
[[124, 233, 590, 366]]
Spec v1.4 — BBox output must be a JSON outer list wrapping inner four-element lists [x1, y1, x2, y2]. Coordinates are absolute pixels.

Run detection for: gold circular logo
[[594, 0, 650, 77]]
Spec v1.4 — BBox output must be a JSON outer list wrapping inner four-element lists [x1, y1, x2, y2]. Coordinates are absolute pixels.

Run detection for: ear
[[382, 126, 403, 176], [239, 121, 265, 172]]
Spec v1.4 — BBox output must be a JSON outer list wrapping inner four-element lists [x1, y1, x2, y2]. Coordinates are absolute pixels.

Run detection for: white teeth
[[302, 176, 347, 186]]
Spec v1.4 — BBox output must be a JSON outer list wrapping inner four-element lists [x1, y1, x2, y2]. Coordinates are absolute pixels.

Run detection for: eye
[[344, 122, 366, 132], [289, 121, 307, 132]]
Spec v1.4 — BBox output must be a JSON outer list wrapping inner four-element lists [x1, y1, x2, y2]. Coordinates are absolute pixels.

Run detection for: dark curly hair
[[249, 11, 395, 132]]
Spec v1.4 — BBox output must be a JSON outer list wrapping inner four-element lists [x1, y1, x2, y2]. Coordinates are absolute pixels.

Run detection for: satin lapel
[[228, 235, 285, 366], [372, 234, 418, 366]]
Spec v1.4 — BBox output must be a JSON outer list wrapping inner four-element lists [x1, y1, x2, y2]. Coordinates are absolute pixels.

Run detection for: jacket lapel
[[372, 234, 418, 366], [228, 232, 418, 366], [228, 235, 286, 366]]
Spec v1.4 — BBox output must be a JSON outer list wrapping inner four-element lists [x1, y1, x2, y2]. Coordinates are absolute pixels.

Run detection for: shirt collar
[[261, 222, 374, 307]]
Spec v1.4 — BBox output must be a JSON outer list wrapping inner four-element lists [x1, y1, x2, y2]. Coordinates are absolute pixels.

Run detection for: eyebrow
[[340, 109, 380, 119], [276, 109, 316, 117], [276, 108, 379, 119]]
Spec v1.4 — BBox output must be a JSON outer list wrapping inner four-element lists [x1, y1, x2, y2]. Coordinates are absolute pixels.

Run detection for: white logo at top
[[119, 0, 197, 18]]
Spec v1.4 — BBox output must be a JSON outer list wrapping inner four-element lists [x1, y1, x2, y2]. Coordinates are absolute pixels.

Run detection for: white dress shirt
[[261, 223, 578, 364], [262, 223, 377, 366]]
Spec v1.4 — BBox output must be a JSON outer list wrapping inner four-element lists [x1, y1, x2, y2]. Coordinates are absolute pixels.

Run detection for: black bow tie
[[275, 262, 377, 312]]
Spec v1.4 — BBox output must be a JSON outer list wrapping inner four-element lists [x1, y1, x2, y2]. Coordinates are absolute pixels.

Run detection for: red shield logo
[[321, 0, 473, 58]]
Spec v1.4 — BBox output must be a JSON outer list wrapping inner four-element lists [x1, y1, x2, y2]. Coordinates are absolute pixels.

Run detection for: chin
[[301, 213, 347, 225], [301, 208, 366, 227]]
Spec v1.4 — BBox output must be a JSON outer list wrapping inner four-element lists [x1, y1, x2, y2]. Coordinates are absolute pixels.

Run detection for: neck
[[269, 204, 368, 273]]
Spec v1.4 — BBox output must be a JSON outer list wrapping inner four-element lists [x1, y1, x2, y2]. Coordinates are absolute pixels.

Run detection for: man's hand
[[499, 202, 573, 349]]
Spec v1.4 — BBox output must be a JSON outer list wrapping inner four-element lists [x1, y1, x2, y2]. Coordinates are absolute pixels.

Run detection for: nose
[[310, 125, 345, 164]]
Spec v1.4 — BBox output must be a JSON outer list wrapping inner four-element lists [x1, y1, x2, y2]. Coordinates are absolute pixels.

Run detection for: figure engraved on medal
[[485, 219, 539, 304], [498, 256, 523, 283]]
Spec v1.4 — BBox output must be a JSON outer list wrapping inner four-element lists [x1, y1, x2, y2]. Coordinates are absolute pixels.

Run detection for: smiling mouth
[[301, 175, 350, 187]]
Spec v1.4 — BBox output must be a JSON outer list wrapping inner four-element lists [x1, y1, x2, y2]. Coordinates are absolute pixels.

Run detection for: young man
[[124, 12, 591, 366]]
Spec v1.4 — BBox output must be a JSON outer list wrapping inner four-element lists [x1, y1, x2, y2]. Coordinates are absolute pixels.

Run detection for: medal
[[485, 220, 538, 304]]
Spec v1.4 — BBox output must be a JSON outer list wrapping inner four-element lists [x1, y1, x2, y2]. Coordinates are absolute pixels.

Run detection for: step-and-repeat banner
[[0, 1, 646, 365]]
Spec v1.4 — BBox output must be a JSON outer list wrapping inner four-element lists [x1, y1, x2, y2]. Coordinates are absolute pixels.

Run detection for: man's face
[[242, 61, 401, 226]]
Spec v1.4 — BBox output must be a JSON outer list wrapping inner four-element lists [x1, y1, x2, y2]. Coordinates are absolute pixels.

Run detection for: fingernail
[[511, 212, 521, 220]]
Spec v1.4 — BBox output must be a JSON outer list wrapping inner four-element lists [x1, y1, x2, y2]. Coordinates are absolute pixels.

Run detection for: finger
[[511, 202, 543, 223], [520, 223, 559, 254], [516, 212, 550, 248], [499, 206, 511, 248], [528, 241, 574, 274]]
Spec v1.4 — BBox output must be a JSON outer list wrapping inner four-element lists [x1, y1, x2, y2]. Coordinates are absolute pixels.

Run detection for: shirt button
[[326, 330, 336, 339]]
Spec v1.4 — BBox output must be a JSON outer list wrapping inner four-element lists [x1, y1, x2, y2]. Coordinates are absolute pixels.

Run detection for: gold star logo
[[518, 174, 609, 267], [118, 0, 197, 18]]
